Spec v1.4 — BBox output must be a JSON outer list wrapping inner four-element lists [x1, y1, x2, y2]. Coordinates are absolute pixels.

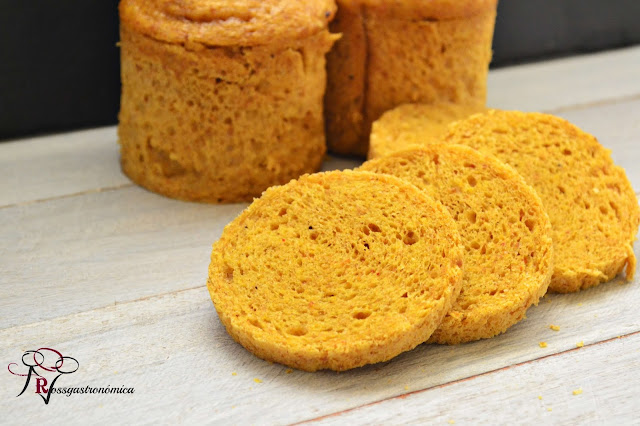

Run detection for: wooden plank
[[488, 45, 640, 112], [0, 186, 245, 329], [0, 126, 130, 207], [309, 332, 640, 425], [0, 128, 358, 209], [0, 156, 360, 329], [1, 246, 639, 424]]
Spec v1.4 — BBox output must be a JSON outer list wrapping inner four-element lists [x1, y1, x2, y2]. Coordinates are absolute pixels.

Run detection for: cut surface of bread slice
[[368, 102, 485, 159], [360, 145, 554, 344], [208, 170, 464, 370], [445, 110, 639, 292]]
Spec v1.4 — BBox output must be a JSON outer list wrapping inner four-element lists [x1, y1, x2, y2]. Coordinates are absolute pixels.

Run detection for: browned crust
[[119, 0, 337, 47]]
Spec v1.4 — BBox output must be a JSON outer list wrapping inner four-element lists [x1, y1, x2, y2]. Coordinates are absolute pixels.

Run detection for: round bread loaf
[[118, 0, 337, 202], [368, 103, 485, 159], [445, 110, 640, 292], [360, 145, 554, 344], [325, 0, 496, 156], [208, 170, 464, 371]]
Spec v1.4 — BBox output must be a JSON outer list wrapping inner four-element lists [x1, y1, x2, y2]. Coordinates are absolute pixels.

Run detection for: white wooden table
[[1, 46, 639, 425]]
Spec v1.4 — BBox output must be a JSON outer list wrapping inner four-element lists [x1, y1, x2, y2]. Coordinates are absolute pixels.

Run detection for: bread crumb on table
[[573, 388, 583, 395], [232, 372, 237, 376], [254, 378, 263, 384], [549, 325, 560, 331], [576, 341, 584, 348], [538, 395, 543, 400], [547, 407, 552, 412], [539, 342, 548, 348], [448, 420, 455, 424]]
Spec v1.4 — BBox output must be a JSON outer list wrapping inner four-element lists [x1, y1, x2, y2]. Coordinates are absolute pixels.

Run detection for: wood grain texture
[[0, 126, 130, 207], [1, 245, 638, 424], [488, 46, 640, 112], [310, 332, 640, 425]]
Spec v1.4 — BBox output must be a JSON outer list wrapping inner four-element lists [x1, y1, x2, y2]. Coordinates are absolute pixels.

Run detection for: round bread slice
[[445, 110, 639, 293], [360, 145, 554, 344], [368, 102, 484, 159], [208, 170, 464, 371]]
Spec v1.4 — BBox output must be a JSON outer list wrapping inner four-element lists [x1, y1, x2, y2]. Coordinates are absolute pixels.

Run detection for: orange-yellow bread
[[208, 170, 464, 371], [118, 0, 337, 203], [445, 110, 640, 293], [360, 145, 554, 344], [325, 0, 496, 156], [368, 103, 485, 159]]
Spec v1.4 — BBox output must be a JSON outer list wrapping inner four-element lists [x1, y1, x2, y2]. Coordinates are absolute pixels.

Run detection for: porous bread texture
[[325, 0, 496, 156], [368, 103, 485, 159], [208, 170, 465, 371], [119, 0, 337, 46], [445, 110, 640, 292], [118, 2, 337, 202], [360, 145, 554, 344]]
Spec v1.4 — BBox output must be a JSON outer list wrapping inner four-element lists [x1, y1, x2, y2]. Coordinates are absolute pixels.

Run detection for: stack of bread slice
[[207, 110, 639, 371]]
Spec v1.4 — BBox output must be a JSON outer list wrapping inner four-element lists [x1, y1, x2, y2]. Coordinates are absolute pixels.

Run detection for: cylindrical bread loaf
[[325, 0, 496, 156], [118, 0, 337, 202]]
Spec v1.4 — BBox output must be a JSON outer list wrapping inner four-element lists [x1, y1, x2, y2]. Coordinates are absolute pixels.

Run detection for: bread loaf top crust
[[119, 0, 337, 47]]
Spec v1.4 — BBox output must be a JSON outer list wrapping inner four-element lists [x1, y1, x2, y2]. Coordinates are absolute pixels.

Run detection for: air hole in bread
[[288, 326, 307, 336], [248, 319, 263, 330], [403, 231, 419, 245], [353, 311, 371, 320], [223, 266, 234, 282], [525, 219, 535, 232], [466, 210, 477, 224]]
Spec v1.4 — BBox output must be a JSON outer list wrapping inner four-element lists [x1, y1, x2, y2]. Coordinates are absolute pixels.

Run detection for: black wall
[[1, 0, 639, 140]]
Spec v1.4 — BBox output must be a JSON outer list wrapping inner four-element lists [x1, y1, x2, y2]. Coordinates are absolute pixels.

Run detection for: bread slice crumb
[[539, 342, 548, 348], [576, 341, 584, 348], [573, 388, 583, 395], [254, 378, 263, 384], [549, 325, 560, 331]]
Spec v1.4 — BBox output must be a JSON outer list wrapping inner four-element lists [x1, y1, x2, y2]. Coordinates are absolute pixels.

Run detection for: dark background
[[1, 0, 639, 141]]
